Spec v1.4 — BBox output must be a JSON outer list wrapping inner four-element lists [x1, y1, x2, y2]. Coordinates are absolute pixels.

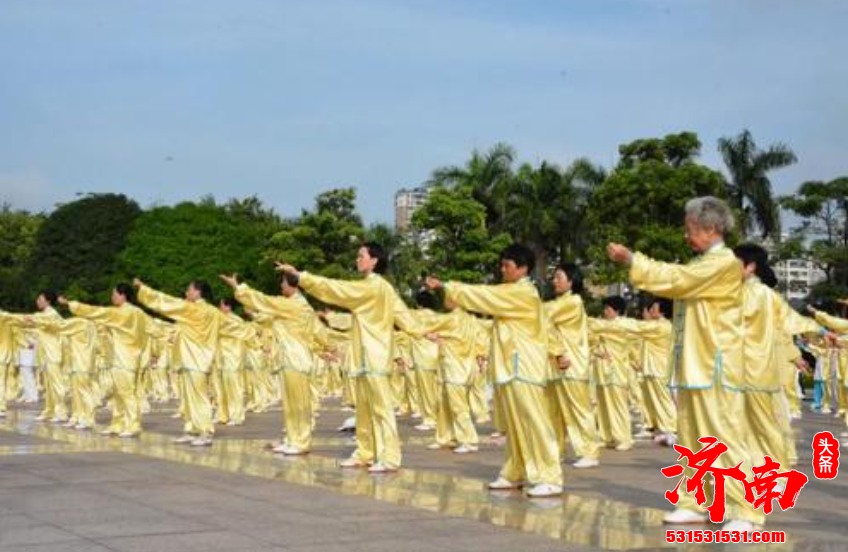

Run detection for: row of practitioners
[[3, 196, 848, 533]]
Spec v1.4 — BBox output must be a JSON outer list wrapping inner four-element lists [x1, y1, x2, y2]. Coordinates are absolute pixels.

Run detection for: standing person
[[2, 291, 67, 422], [53, 317, 99, 430], [17, 334, 39, 404], [588, 296, 635, 452], [407, 290, 441, 432], [607, 196, 761, 532], [136, 279, 220, 447], [545, 263, 601, 468], [275, 242, 422, 473], [215, 298, 252, 427], [627, 296, 677, 445], [62, 284, 149, 437], [223, 272, 319, 455], [0, 314, 17, 418], [426, 244, 566, 498]]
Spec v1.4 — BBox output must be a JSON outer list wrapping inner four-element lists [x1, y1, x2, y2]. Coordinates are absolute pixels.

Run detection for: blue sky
[[1, 0, 846, 225]]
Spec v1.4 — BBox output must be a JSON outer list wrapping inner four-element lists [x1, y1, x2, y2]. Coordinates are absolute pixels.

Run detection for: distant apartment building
[[394, 186, 431, 232], [773, 258, 827, 302]]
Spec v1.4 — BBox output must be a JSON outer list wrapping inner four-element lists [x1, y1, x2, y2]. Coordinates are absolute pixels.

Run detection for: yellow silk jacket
[[299, 272, 421, 377], [57, 318, 99, 374], [626, 318, 673, 380], [740, 278, 821, 391], [629, 243, 744, 390], [545, 292, 591, 382], [418, 307, 481, 385], [69, 301, 149, 372], [137, 285, 220, 373], [217, 311, 253, 372], [235, 284, 317, 374], [0, 315, 17, 365], [588, 317, 636, 388], [407, 309, 440, 372], [444, 277, 549, 387]]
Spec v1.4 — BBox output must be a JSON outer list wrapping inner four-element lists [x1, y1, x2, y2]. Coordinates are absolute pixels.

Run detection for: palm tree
[[718, 129, 797, 239], [429, 143, 515, 231]]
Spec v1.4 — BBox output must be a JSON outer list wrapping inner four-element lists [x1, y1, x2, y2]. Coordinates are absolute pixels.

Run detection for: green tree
[[779, 177, 848, 299], [429, 143, 516, 231], [586, 132, 728, 284], [0, 204, 45, 309], [24, 193, 141, 303], [118, 197, 281, 299], [412, 186, 511, 283], [263, 188, 366, 279], [718, 129, 797, 239]]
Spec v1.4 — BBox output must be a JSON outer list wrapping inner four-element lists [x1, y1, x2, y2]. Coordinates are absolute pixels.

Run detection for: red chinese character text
[[812, 431, 840, 480], [743, 455, 809, 514]]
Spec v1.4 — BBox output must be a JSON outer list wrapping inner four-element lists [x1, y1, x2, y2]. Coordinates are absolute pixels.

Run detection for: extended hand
[[607, 243, 632, 264], [274, 262, 299, 277], [424, 276, 443, 290], [219, 274, 239, 289], [57, 295, 69, 306]]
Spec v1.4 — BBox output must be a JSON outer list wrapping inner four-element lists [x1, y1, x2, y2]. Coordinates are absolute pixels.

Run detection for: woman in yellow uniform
[[136, 279, 220, 447], [408, 291, 441, 431], [545, 263, 601, 468], [215, 298, 253, 427], [276, 242, 423, 473], [426, 244, 565, 498], [588, 296, 635, 452], [64, 284, 149, 437], [225, 272, 321, 455]]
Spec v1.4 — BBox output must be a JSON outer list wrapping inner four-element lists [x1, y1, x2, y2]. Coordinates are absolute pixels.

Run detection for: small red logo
[[812, 431, 840, 479]]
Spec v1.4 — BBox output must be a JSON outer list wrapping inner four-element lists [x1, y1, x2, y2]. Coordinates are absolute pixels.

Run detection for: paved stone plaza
[[1, 399, 846, 552]]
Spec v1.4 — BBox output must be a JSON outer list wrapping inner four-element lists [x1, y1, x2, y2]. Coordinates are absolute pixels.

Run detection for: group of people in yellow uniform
[[2, 195, 847, 534]]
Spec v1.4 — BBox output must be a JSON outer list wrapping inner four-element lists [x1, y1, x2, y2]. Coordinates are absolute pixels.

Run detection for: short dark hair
[[603, 295, 627, 315], [362, 241, 388, 274], [556, 262, 584, 295], [647, 296, 673, 319], [282, 272, 299, 288], [39, 289, 58, 305], [114, 283, 135, 303], [220, 297, 237, 309], [415, 289, 438, 311], [190, 280, 214, 302], [500, 243, 535, 275]]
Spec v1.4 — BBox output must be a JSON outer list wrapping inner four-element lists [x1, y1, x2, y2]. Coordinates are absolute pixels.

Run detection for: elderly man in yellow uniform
[[276, 242, 422, 473], [546, 263, 601, 468], [608, 196, 761, 533], [2, 291, 68, 422], [62, 284, 149, 437], [223, 272, 319, 455], [136, 278, 220, 447], [427, 244, 566, 498]]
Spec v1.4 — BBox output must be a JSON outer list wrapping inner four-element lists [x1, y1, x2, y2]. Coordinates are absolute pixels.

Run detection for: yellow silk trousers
[[108, 369, 142, 434], [352, 375, 402, 469], [179, 370, 214, 437], [216, 369, 246, 424], [41, 362, 68, 420], [435, 383, 478, 447], [642, 377, 677, 434], [282, 370, 313, 451], [69, 372, 97, 427], [414, 369, 439, 427], [745, 391, 792, 469], [342, 371, 357, 407], [468, 370, 490, 423], [597, 385, 632, 448], [548, 380, 600, 461], [403, 369, 420, 417], [496, 381, 562, 487], [676, 387, 765, 524], [0, 362, 9, 413]]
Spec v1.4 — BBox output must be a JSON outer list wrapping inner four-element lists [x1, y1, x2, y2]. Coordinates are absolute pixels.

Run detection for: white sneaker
[[35, 414, 47, 421], [634, 429, 653, 439], [573, 457, 599, 469], [526, 483, 563, 498], [426, 442, 445, 450], [368, 462, 397, 474], [50, 417, 67, 424], [100, 429, 116, 436], [118, 431, 138, 439], [339, 457, 367, 468], [281, 445, 307, 456], [272, 443, 287, 454], [337, 416, 356, 432], [62, 420, 77, 428], [453, 444, 478, 454], [226, 421, 238, 427], [170, 412, 182, 419], [614, 443, 632, 452], [75, 424, 91, 431], [663, 508, 708, 524], [723, 519, 755, 534], [190, 437, 213, 447], [173, 434, 194, 444], [414, 423, 435, 431], [0, 411, 6, 418], [411, 412, 422, 420], [488, 477, 521, 490]]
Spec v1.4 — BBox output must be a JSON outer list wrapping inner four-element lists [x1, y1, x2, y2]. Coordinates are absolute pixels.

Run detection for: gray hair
[[684, 196, 735, 235]]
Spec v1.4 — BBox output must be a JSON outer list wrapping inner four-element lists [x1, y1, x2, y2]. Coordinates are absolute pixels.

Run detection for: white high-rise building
[[394, 186, 431, 232], [773, 258, 827, 302]]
